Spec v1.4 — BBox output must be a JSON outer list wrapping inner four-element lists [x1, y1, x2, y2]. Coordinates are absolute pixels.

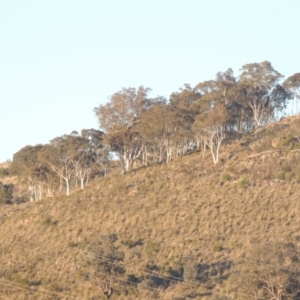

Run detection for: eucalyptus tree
[[283, 73, 300, 115], [169, 84, 203, 155], [138, 103, 192, 164], [67, 131, 92, 189], [94, 86, 164, 174], [193, 73, 239, 149], [78, 129, 109, 187], [39, 133, 81, 196], [215, 68, 237, 106], [213, 69, 250, 133], [192, 103, 229, 164], [170, 84, 203, 125], [268, 84, 290, 121], [170, 83, 201, 112], [12, 145, 49, 201], [239, 61, 283, 128]]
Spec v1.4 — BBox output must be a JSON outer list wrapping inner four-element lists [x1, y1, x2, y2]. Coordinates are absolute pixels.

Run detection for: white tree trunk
[[65, 178, 70, 196], [202, 127, 225, 164]]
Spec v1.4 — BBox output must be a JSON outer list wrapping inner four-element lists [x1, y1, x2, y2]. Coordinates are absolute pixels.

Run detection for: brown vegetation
[[0, 117, 300, 299]]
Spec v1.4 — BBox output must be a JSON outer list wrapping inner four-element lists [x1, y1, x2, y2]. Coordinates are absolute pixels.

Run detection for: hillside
[[0, 116, 300, 299]]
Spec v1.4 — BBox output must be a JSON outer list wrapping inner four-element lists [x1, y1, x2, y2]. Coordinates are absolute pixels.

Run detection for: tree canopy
[[11, 60, 297, 201]]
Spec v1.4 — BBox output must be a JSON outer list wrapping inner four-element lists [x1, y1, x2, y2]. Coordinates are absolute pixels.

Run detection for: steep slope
[[0, 116, 300, 299]]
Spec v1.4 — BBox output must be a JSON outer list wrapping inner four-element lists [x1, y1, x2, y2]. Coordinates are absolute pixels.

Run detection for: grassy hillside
[[0, 116, 300, 299]]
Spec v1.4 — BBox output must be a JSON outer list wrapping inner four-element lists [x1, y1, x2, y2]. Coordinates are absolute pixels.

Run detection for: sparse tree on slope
[[11, 145, 51, 201], [283, 73, 300, 115], [39, 133, 80, 196], [80, 129, 110, 181], [239, 61, 283, 128], [192, 103, 229, 164]]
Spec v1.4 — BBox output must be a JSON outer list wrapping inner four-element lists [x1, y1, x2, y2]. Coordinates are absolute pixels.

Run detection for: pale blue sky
[[1, 0, 299, 162]]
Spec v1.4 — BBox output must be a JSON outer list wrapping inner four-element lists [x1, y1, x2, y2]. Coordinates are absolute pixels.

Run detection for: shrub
[[14, 196, 27, 204], [276, 171, 285, 180], [0, 168, 9, 178], [127, 274, 139, 284], [222, 173, 231, 181], [0, 182, 13, 205], [282, 165, 292, 173], [122, 239, 143, 248], [230, 240, 241, 249], [285, 172, 293, 182], [43, 216, 52, 225], [183, 257, 198, 281], [14, 274, 29, 286], [145, 241, 159, 259], [237, 179, 247, 189], [67, 241, 77, 248], [212, 244, 223, 252], [48, 282, 63, 292]]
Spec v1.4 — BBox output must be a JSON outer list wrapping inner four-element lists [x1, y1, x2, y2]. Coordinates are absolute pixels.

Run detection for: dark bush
[[0, 181, 14, 204], [0, 168, 9, 178]]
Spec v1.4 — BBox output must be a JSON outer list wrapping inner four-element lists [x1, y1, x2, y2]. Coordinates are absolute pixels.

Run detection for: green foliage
[[237, 178, 247, 189], [275, 170, 293, 181], [222, 173, 231, 181], [230, 240, 241, 249], [276, 171, 285, 180]]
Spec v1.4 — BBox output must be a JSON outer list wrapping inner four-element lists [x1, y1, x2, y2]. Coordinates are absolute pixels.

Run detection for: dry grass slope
[[0, 116, 300, 299]]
